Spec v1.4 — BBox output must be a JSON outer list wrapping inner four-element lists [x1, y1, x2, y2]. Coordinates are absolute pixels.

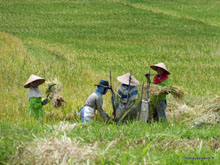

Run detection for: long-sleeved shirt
[[115, 85, 138, 118], [152, 76, 169, 101], [85, 91, 110, 122]]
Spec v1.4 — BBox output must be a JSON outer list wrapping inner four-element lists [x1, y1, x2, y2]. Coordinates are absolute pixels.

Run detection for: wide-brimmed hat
[[95, 80, 109, 88], [117, 73, 139, 86], [24, 75, 45, 88], [150, 62, 170, 75]]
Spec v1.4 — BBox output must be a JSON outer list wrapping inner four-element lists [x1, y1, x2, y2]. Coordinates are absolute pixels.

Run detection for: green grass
[[1, 121, 219, 164], [0, 0, 220, 164], [1, 0, 220, 97]]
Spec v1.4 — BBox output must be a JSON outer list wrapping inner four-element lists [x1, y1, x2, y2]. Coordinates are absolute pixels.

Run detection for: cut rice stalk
[[149, 85, 184, 99], [46, 78, 65, 107]]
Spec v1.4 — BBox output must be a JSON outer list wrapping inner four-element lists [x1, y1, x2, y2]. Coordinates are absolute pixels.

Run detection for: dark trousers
[[153, 100, 167, 122]]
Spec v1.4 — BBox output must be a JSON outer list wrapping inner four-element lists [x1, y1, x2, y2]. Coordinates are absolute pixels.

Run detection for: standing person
[[24, 75, 49, 120], [149, 62, 170, 121], [115, 73, 140, 120], [79, 80, 110, 123]]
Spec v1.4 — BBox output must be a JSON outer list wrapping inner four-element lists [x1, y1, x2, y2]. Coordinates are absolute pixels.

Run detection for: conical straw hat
[[24, 74, 45, 88], [117, 73, 139, 86], [150, 62, 170, 75]]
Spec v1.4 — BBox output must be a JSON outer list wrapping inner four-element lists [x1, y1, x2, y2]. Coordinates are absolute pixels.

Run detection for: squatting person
[[115, 73, 140, 121], [78, 80, 110, 123]]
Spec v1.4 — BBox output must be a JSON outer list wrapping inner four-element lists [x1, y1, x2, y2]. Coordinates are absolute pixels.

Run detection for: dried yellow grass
[[10, 134, 98, 165], [191, 97, 220, 125], [49, 121, 80, 135], [206, 96, 220, 112], [152, 138, 215, 152], [9, 122, 97, 164]]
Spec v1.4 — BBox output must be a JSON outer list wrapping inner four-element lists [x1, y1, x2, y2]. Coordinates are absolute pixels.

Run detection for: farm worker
[[78, 80, 110, 123], [24, 75, 49, 120], [149, 62, 170, 121], [115, 73, 140, 120]]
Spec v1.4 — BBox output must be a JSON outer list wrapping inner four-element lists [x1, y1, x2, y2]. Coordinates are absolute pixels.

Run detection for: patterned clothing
[[116, 84, 138, 118], [81, 106, 95, 123]]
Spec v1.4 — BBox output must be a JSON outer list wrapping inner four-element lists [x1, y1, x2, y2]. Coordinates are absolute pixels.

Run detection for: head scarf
[[27, 87, 42, 100], [153, 74, 168, 84], [95, 86, 105, 95]]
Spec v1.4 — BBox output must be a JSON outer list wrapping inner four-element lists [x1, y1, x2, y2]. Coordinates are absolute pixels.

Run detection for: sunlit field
[[0, 0, 220, 164]]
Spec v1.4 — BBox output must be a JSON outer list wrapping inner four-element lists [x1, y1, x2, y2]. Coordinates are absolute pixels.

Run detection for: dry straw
[[191, 97, 220, 125], [10, 122, 97, 164], [206, 96, 220, 112], [175, 96, 220, 125], [10, 134, 98, 164]]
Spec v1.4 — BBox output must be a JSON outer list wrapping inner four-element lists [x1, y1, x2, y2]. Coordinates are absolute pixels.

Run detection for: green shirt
[[28, 97, 44, 120], [151, 78, 169, 102]]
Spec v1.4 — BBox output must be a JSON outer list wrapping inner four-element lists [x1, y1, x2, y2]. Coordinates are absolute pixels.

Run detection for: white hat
[[117, 73, 139, 86], [150, 62, 170, 75], [24, 75, 45, 88]]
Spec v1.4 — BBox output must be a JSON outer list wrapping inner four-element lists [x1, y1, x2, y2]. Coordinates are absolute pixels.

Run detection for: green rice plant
[[1, 0, 220, 164]]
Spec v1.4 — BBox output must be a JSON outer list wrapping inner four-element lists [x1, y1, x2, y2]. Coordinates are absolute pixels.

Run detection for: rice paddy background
[[0, 0, 220, 164]]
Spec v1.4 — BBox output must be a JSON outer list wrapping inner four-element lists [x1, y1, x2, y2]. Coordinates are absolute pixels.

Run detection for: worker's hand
[[42, 98, 49, 105]]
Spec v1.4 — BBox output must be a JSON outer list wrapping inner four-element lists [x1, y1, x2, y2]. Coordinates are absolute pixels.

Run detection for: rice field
[[0, 0, 220, 164]]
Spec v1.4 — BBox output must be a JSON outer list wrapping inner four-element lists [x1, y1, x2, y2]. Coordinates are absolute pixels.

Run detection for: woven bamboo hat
[[24, 74, 45, 88], [117, 73, 139, 86], [150, 62, 170, 75]]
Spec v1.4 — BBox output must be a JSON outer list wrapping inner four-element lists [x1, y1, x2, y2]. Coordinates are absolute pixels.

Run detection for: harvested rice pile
[[144, 83, 219, 125], [10, 122, 97, 164], [166, 101, 198, 121], [191, 97, 220, 126], [10, 134, 97, 164], [149, 85, 184, 99], [46, 79, 65, 107], [206, 96, 220, 112]]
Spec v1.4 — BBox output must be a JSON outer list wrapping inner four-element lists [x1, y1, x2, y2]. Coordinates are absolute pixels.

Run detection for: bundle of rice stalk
[[149, 85, 184, 99], [46, 78, 65, 108], [167, 85, 184, 99]]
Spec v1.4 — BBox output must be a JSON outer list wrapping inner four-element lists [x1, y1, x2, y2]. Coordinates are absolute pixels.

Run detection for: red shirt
[[153, 74, 168, 84]]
